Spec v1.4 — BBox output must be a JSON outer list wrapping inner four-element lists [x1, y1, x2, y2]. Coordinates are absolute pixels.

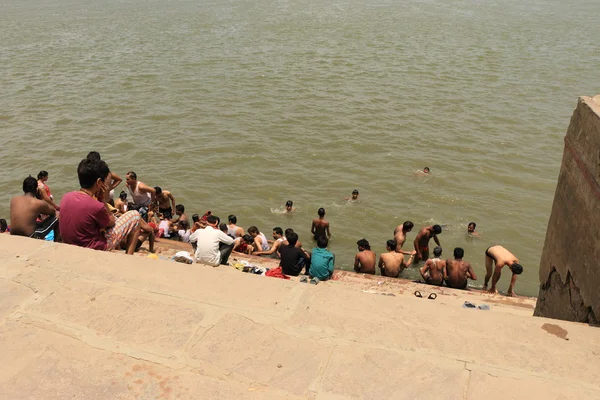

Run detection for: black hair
[[433, 224, 442, 234], [454, 247, 464, 259], [215, 216, 220, 225], [273, 227, 283, 236], [285, 228, 294, 237], [433, 246, 443, 257], [86, 151, 101, 161], [317, 236, 328, 248], [126, 171, 137, 180], [23, 176, 38, 194], [468, 222, 476, 228], [0, 219, 7, 232], [242, 234, 253, 244], [511, 263, 524, 275], [154, 186, 162, 195], [228, 214, 237, 224], [403, 221, 414, 231], [206, 215, 217, 224], [192, 214, 199, 222], [287, 232, 299, 246], [119, 191, 127, 200], [352, 189, 359, 195], [175, 204, 185, 213], [77, 159, 110, 189], [386, 239, 397, 250], [286, 200, 293, 207], [424, 167, 430, 172], [37, 170, 48, 180], [248, 226, 259, 234], [357, 238, 370, 250], [318, 207, 325, 217], [219, 223, 228, 232]]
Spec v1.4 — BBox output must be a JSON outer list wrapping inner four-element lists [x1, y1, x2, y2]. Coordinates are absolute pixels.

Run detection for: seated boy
[[310, 236, 335, 281]]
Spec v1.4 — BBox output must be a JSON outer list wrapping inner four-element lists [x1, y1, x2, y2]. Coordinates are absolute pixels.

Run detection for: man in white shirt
[[189, 215, 234, 266]]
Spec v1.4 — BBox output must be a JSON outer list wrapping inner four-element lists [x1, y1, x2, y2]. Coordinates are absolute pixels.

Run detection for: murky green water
[[1, 0, 599, 296]]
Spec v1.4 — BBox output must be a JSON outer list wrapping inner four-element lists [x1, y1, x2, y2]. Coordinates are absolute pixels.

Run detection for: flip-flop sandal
[[427, 293, 437, 300], [309, 277, 319, 285], [300, 276, 308, 283], [463, 301, 477, 308], [414, 291, 423, 298]]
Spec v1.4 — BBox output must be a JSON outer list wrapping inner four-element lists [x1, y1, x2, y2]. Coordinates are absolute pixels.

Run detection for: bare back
[[355, 250, 376, 274], [9, 195, 54, 237], [379, 252, 406, 278], [394, 230, 407, 252], [445, 259, 475, 289], [486, 245, 517, 268], [312, 218, 329, 238], [157, 191, 172, 209], [425, 258, 446, 285]]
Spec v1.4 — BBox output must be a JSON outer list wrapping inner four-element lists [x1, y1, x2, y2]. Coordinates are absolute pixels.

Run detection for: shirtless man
[[420, 246, 447, 286], [467, 222, 480, 237], [378, 239, 415, 278], [413, 224, 442, 262], [311, 208, 331, 240], [285, 200, 295, 213], [227, 215, 244, 238], [354, 238, 376, 274], [414, 167, 430, 176], [114, 191, 128, 215], [445, 247, 477, 290], [483, 245, 523, 297], [154, 186, 176, 220], [394, 221, 414, 254], [345, 189, 359, 201], [254, 227, 285, 258], [10, 176, 59, 240]]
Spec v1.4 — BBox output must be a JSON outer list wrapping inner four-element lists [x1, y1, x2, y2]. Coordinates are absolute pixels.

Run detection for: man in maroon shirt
[[60, 158, 141, 255]]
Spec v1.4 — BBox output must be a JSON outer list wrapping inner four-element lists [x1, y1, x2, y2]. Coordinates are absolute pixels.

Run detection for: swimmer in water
[[345, 189, 359, 201], [414, 167, 430, 176], [285, 200, 296, 213], [467, 222, 480, 237]]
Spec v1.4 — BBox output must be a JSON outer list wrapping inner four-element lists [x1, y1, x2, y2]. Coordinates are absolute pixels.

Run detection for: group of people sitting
[[2, 155, 523, 295]]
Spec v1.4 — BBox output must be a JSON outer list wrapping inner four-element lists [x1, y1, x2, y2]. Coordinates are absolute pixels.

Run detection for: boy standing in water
[[311, 208, 331, 240]]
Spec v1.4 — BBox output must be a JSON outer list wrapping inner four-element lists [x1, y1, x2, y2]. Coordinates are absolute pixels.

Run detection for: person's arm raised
[[110, 172, 122, 191]]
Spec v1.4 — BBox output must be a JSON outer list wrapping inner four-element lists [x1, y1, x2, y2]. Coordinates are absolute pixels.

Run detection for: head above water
[[386, 239, 397, 251], [454, 247, 465, 259], [318, 208, 325, 217], [154, 186, 162, 196], [351, 189, 359, 199], [22, 176, 38, 195], [286, 232, 299, 246], [357, 238, 370, 251], [468, 222, 476, 232], [228, 214, 237, 224], [423, 167, 430, 173], [37, 170, 49, 181], [510, 263, 524, 275], [78, 159, 110, 189], [432, 224, 442, 235], [285, 200, 293, 210], [433, 246, 443, 257], [317, 236, 328, 248], [403, 221, 414, 232]]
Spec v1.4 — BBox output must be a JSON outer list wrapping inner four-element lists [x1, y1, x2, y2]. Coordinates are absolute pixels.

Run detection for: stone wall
[[534, 96, 600, 325]]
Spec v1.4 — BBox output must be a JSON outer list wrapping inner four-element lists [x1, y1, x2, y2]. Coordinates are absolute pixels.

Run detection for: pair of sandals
[[414, 291, 437, 300], [300, 276, 319, 285]]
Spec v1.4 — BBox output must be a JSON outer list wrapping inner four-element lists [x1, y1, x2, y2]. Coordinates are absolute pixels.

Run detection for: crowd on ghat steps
[[1, 153, 523, 295]]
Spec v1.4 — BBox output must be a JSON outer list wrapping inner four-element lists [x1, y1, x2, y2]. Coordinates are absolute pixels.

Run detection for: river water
[[1, 0, 599, 296]]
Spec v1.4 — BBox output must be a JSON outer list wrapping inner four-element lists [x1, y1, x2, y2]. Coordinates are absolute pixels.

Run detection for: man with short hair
[[248, 226, 270, 252], [227, 215, 244, 238], [311, 208, 331, 240], [254, 227, 285, 258], [310, 236, 335, 281], [379, 239, 415, 278], [189, 215, 234, 266], [445, 247, 477, 290], [354, 239, 376, 274], [483, 245, 523, 296], [283, 228, 302, 248], [277, 232, 311, 276], [10, 176, 59, 240], [467, 222, 480, 237], [345, 190, 359, 201], [60, 159, 141, 254], [420, 246, 447, 286], [413, 224, 442, 262], [154, 186, 176, 220], [285, 200, 295, 213], [125, 171, 155, 220], [394, 221, 414, 254]]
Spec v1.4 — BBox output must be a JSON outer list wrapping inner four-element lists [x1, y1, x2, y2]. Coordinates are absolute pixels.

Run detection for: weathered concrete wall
[[534, 96, 600, 325]]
